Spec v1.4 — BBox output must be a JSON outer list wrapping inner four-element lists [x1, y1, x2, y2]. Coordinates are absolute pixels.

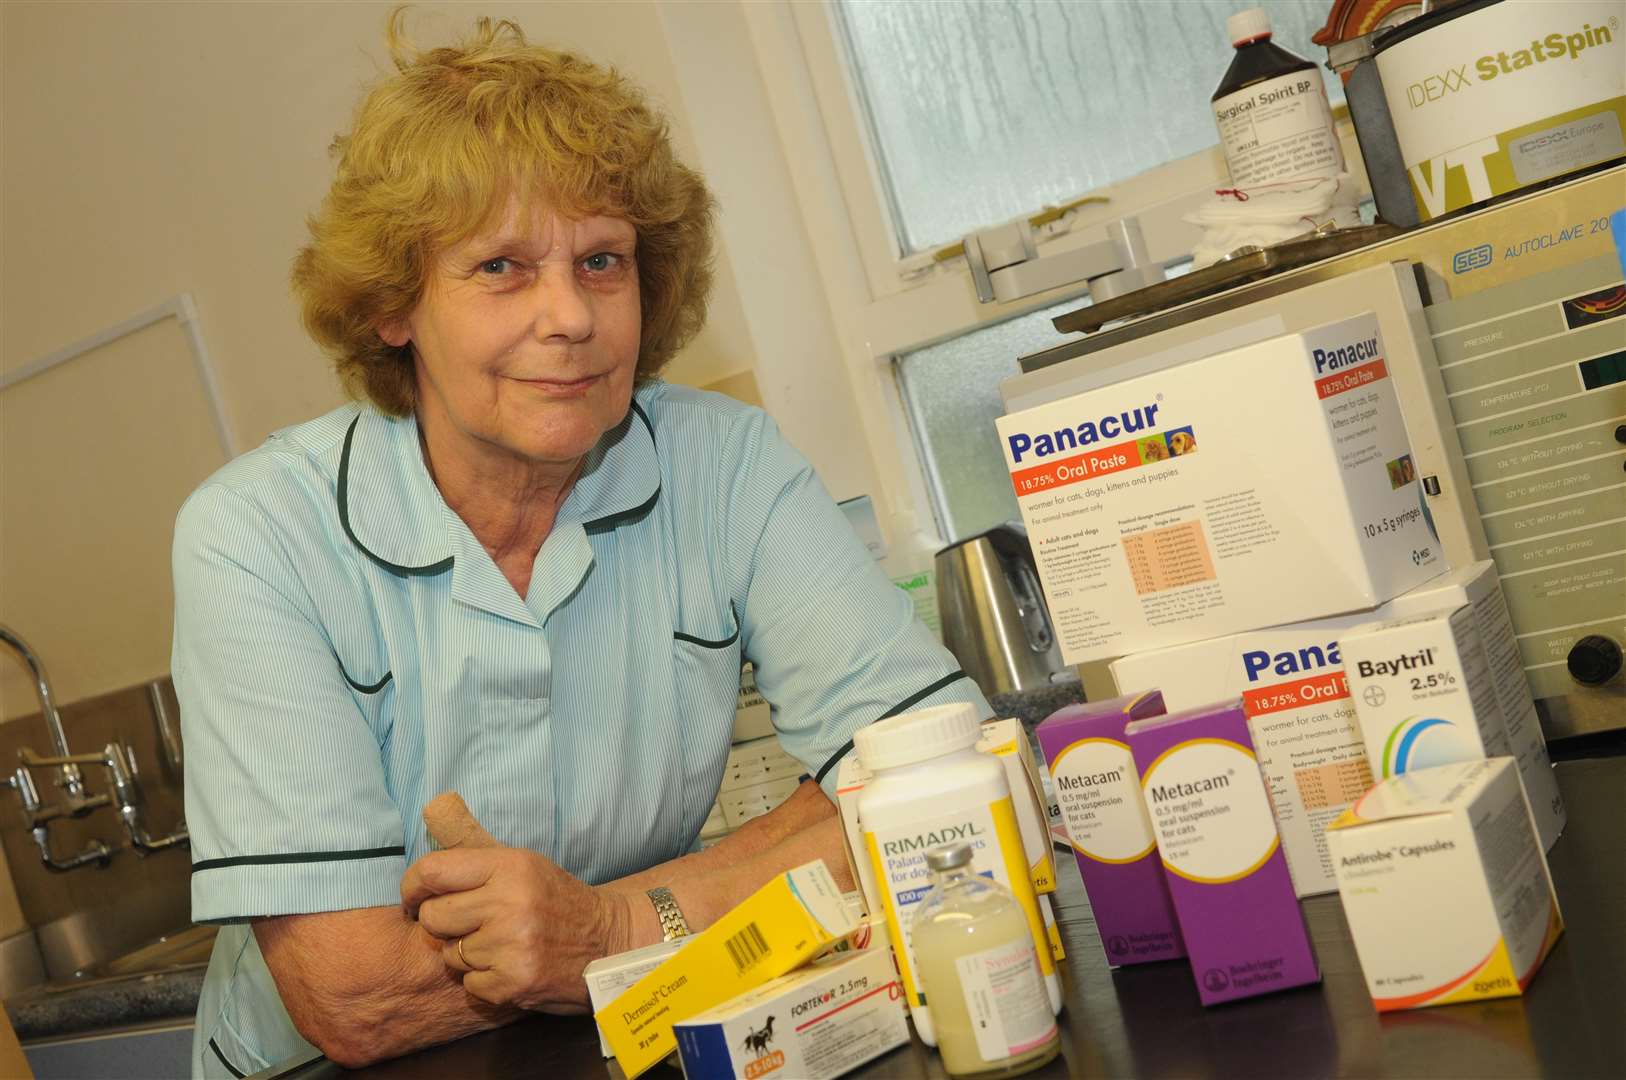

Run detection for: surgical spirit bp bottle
[[912, 841, 1060, 1078]]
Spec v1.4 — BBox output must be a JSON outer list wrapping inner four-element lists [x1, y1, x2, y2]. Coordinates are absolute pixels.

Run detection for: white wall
[[0, 1, 876, 719]]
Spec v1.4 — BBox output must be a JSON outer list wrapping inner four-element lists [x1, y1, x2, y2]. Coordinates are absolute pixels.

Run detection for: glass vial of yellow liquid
[[911, 841, 1061, 1078]]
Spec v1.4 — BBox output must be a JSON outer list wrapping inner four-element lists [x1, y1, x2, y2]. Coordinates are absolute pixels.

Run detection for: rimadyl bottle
[[1211, 8, 1343, 186], [854, 703, 1061, 1048], [912, 841, 1061, 1078]]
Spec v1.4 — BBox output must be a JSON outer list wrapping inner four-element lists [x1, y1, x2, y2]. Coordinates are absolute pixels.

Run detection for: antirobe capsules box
[[1383, 561, 1566, 851], [597, 860, 856, 1078], [1035, 692, 1185, 967], [1126, 700, 1320, 1006], [673, 945, 908, 1080], [1327, 759, 1563, 1011], [1342, 607, 1514, 781], [1109, 613, 1390, 898], [995, 312, 1442, 663]]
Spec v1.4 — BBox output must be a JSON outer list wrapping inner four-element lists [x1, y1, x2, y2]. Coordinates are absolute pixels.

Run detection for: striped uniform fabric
[[173, 380, 987, 1077]]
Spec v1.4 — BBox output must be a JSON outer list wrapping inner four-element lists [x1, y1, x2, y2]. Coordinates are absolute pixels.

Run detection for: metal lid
[[926, 840, 974, 872]]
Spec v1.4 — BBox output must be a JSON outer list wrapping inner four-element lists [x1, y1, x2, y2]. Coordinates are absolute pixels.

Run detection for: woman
[[173, 13, 985, 1078]]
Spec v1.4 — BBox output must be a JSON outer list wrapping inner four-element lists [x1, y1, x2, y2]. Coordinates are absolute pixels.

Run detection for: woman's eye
[[478, 257, 512, 275], [582, 252, 620, 273]]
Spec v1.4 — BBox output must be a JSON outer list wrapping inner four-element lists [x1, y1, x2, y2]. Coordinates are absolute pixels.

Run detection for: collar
[[335, 396, 662, 581]]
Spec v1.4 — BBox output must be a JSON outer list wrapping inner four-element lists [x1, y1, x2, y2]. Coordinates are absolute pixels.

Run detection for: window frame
[[738, 1, 1370, 544]]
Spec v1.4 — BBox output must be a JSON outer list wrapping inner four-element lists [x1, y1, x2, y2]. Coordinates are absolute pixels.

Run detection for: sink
[[93, 924, 217, 977]]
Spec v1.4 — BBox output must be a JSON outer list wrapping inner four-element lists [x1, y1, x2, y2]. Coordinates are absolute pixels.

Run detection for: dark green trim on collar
[[338, 414, 454, 578], [583, 401, 662, 533]]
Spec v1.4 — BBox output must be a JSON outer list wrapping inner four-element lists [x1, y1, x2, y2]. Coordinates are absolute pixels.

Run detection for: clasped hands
[[399, 792, 631, 1012]]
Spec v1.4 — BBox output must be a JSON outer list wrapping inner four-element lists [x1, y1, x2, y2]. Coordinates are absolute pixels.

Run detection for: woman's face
[[382, 198, 642, 470]]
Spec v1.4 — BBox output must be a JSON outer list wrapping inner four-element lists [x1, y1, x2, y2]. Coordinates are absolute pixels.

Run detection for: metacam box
[[597, 860, 855, 1078], [1382, 561, 1565, 851], [673, 946, 907, 1080], [1110, 612, 1391, 898], [994, 312, 1441, 662], [1327, 758, 1563, 1011]]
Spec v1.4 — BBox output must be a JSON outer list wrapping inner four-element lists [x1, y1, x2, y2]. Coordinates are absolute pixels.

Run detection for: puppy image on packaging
[[1125, 700, 1320, 1006]]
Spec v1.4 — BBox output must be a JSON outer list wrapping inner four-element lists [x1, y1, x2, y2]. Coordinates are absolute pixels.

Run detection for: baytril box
[[1109, 609, 1397, 898], [673, 946, 908, 1080], [1125, 700, 1320, 1006], [1327, 758, 1563, 1011], [1341, 607, 1514, 783], [1384, 561, 1565, 851], [1035, 692, 1185, 967], [597, 860, 856, 1078], [994, 312, 1442, 663]]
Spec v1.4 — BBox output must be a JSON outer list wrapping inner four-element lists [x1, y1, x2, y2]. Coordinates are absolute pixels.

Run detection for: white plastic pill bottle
[[854, 702, 1061, 1047]]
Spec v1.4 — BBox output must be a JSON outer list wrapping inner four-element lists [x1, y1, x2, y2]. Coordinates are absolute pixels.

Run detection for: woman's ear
[[378, 317, 411, 348]]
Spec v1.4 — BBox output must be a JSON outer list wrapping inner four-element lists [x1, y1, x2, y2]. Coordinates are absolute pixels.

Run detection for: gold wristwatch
[[646, 885, 690, 941]]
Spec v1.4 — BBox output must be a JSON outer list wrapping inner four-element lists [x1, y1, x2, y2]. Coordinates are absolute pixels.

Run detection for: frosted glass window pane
[[898, 298, 1085, 541], [836, 1, 1345, 253]]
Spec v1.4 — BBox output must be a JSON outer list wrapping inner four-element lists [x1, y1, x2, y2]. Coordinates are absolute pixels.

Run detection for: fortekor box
[[1126, 700, 1320, 1005], [1327, 758, 1563, 1011], [1034, 692, 1185, 967], [995, 312, 1442, 662], [1109, 611, 1393, 898], [596, 860, 856, 1078], [673, 946, 908, 1080], [1341, 607, 1513, 780], [1383, 561, 1565, 851]]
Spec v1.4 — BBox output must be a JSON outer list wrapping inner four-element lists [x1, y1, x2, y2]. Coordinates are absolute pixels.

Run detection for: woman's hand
[[401, 844, 633, 1012]]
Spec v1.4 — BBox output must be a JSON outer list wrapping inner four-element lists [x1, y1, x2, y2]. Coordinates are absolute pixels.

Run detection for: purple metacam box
[[1036, 690, 1185, 967], [1125, 698, 1320, 1006]]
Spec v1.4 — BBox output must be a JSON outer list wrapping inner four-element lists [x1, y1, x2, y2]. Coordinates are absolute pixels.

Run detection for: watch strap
[[646, 885, 690, 941]]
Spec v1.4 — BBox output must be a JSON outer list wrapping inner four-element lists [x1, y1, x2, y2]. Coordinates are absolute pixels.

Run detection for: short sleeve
[[173, 484, 405, 922], [722, 411, 990, 797]]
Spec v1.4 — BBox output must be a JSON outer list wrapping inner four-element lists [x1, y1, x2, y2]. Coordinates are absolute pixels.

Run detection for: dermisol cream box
[[1036, 691, 1185, 967], [1125, 699, 1320, 1005]]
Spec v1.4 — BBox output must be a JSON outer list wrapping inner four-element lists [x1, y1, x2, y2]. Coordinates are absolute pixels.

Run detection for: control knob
[[1566, 635, 1623, 687]]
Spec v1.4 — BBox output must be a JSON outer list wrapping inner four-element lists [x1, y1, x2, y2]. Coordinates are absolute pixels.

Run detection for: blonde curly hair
[[292, 9, 715, 416]]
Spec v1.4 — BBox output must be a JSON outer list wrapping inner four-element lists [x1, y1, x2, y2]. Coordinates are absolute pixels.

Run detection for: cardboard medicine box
[[1341, 606, 1513, 781], [586, 938, 690, 1057], [673, 945, 908, 1080], [1382, 562, 1565, 851], [994, 312, 1441, 663], [1109, 611, 1391, 898], [596, 860, 855, 1078], [1125, 700, 1320, 1006], [1327, 758, 1563, 1011], [1034, 692, 1185, 966]]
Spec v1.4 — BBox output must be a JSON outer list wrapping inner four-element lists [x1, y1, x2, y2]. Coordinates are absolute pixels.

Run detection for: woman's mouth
[[513, 374, 602, 397]]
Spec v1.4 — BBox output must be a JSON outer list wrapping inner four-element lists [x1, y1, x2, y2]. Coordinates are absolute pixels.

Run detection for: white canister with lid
[[854, 703, 1061, 1047]]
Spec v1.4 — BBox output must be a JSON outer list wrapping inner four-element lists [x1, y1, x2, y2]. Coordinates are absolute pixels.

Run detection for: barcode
[[725, 922, 771, 973]]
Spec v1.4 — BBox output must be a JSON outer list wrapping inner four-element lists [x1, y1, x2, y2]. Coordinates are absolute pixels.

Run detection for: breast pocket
[[672, 603, 744, 838]]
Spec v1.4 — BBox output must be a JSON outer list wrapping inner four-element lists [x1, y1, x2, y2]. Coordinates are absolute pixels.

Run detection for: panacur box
[[995, 312, 1441, 662]]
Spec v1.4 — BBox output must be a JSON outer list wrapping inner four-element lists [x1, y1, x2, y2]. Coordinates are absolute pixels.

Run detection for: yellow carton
[[596, 860, 856, 1078], [978, 718, 1058, 894]]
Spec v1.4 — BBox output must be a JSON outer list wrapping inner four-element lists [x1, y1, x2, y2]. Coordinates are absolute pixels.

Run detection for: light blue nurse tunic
[[172, 381, 986, 1077]]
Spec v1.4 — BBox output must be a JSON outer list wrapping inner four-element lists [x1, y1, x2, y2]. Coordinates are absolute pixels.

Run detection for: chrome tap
[[1, 625, 188, 867], [1, 624, 91, 806]]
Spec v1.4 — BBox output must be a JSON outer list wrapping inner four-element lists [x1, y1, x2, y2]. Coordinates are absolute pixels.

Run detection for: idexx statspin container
[[1212, 7, 1344, 185], [854, 703, 1061, 1047]]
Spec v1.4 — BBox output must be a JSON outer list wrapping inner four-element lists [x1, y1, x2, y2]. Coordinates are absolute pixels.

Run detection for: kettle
[[934, 523, 1071, 698]]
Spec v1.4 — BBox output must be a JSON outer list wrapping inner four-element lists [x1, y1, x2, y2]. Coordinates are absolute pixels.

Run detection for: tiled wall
[[0, 678, 191, 972]]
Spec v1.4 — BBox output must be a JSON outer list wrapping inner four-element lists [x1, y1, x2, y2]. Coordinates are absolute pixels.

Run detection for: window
[[834, 0, 1345, 255]]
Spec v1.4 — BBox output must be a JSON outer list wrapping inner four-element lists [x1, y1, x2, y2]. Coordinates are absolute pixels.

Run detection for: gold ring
[[457, 937, 470, 969]]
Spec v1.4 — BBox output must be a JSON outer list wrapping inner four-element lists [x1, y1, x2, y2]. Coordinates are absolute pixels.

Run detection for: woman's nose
[[528, 265, 593, 343]]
